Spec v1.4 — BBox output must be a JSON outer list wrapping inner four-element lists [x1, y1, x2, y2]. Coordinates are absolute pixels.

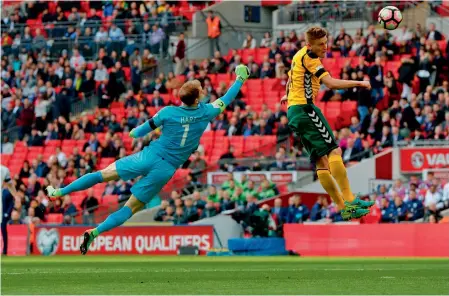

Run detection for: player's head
[[179, 80, 202, 106], [305, 27, 328, 58]]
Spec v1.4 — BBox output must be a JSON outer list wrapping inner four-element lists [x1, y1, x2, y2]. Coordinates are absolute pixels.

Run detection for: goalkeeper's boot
[[46, 186, 63, 198], [341, 206, 370, 221], [345, 196, 375, 209], [80, 229, 96, 255]]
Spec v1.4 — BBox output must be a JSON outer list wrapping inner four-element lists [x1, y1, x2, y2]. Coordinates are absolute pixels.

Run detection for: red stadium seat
[[246, 79, 262, 91], [216, 73, 230, 85], [102, 195, 118, 206], [98, 158, 115, 169], [241, 49, 256, 64], [255, 48, 270, 64], [244, 136, 261, 151], [262, 78, 280, 91], [46, 214, 63, 224], [341, 101, 357, 117], [1, 154, 11, 166]]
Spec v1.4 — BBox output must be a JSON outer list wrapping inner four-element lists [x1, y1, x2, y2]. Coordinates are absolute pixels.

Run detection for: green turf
[[2, 256, 448, 295]]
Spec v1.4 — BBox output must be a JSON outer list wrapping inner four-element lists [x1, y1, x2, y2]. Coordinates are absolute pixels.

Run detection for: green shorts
[[287, 104, 338, 161]]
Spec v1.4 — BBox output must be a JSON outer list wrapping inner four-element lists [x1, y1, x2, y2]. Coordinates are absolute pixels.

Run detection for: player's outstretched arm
[[321, 75, 371, 90], [208, 65, 250, 116], [130, 116, 160, 138]]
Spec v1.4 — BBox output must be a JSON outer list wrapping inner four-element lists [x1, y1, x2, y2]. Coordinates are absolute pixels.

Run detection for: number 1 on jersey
[[180, 124, 190, 147]]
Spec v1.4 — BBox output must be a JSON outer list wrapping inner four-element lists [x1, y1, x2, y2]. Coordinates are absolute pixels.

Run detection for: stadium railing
[[70, 93, 100, 118]]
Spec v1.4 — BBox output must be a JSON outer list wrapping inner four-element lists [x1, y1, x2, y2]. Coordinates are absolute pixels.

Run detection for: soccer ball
[[378, 6, 403, 30]]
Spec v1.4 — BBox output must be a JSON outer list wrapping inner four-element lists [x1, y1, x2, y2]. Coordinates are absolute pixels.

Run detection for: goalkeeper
[[46, 65, 251, 255]]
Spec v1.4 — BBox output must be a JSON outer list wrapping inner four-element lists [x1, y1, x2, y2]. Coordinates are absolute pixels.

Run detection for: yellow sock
[[328, 154, 355, 202], [317, 169, 345, 210]]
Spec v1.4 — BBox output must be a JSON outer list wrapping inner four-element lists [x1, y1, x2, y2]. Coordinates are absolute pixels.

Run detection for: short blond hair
[[179, 80, 201, 105], [306, 27, 328, 43]]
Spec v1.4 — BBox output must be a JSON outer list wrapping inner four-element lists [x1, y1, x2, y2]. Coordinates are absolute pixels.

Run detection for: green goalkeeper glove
[[235, 64, 250, 83]]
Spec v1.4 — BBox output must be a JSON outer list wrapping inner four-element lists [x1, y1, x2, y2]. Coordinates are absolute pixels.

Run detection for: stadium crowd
[[1, 0, 448, 229]]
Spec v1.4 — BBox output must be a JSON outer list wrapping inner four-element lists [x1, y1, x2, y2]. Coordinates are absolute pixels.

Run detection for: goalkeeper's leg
[[80, 195, 144, 255], [46, 163, 119, 198]]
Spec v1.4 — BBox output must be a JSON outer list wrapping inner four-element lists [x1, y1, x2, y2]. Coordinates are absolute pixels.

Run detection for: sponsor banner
[[400, 147, 449, 173], [34, 226, 214, 256], [207, 171, 297, 185], [0, 225, 29, 256], [284, 223, 449, 257]]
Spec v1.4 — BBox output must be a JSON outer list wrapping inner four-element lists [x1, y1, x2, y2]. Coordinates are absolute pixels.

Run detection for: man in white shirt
[[397, 26, 412, 43], [95, 27, 109, 43], [425, 184, 445, 210], [443, 181, 449, 208], [109, 23, 125, 42], [69, 49, 86, 70], [94, 61, 108, 82]]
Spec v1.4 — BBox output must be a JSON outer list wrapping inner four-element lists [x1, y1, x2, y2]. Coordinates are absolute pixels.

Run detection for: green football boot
[[46, 186, 63, 198], [341, 207, 370, 221], [80, 229, 97, 255], [345, 196, 375, 209]]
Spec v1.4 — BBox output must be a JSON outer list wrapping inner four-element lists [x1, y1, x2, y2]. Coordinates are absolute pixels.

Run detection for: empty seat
[[46, 214, 63, 224]]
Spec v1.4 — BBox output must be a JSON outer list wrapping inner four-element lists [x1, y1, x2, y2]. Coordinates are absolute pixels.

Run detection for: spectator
[[342, 138, 360, 162], [192, 190, 206, 210], [150, 90, 165, 108], [242, 33, 257, 49], [80, 188, 99, 225], [393, 196, 407, 222], [258, 180, 276, 200], [201, 200, 218, 219], [426, 23, 443, 41], [271, 197, 287, 224], [277, 115, 290, 142], [260, 32, 272, 48], [368, 57, 385, 104], [425, 184, 447, 210], [188, 151, 207, 178], [173, 207, 187, 225], [205, 185, 218, 203], [183, 198, 199, 222], [155, 200, 170, 222], [406, 190, 424, 221], [380, 197, 395, 223], [19, 160, 31, 179], [423, 203, 442, 223], [8, 210, 23, 225], [174, 32, 186, 76], [69, 48, 85, 69]]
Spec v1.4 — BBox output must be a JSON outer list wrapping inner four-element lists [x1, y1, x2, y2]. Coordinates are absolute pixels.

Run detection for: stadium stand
[[1, 0, 448, 231]]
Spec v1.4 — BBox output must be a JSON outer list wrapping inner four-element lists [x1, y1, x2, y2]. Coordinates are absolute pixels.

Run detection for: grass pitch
[[2, 256, 448, 295]]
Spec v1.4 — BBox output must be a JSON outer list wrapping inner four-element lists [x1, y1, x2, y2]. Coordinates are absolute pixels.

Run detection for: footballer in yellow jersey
[[281, 27, 373, 220]]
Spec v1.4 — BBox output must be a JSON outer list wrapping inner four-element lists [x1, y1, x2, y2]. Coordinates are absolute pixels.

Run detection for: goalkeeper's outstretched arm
[[208, 65, 250, 116]]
